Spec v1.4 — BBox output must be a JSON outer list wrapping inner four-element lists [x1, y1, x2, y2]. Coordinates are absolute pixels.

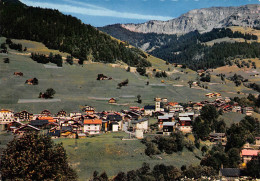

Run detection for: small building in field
[[108, 98, 116, 104], [83, 119, 102, 135], [13, 72, 23, 76]]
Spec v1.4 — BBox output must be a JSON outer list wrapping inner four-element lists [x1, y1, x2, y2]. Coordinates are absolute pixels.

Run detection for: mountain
[[116, 4, 260, 35], [0, 0, 151, 67]]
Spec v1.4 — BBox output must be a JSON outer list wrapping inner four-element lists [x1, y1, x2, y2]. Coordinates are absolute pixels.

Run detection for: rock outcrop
[[121, 4, 260, 34]]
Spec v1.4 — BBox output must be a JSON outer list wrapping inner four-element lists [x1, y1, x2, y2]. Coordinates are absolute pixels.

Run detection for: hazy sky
[[20, 0, 260, 27]]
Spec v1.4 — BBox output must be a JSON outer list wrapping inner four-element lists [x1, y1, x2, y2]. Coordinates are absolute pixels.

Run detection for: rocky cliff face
[[121, 4, 260, 34]]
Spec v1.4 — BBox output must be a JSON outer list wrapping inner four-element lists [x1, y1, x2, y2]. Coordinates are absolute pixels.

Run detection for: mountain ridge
[[119, 4, 260, 35]]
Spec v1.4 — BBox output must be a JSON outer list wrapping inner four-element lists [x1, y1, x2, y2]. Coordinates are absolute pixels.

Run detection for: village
[[1, 95, 259, 175]]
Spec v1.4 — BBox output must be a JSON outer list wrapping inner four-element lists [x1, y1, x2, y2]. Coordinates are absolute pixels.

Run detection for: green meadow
[[0, 37, 256, 114], [53, 132, 202, 180]]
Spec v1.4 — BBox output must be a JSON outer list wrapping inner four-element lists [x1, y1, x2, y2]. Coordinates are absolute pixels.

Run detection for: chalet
[[15, 124, 40, 136], [57, 110, 67, 117], [14, 110, 33, 121], [37, 116, 56, 123], [127, 111, 142, 120], [83, 105, 95, 114], [169, 105, 183, 113], [29, 119, 49, 129], [178, 117, 192, 133], [242, 107, 254, 116], [110, 122, 119, 132], [232, 106, 242, 113], [209, 132, 226, 143], [106, 114, 123, 130], [205, 93, 214, 98], [214, 93, 222, 98], [158, 114, 174, 129], [197, 69, 205, 76], [7, 121, 24, 133], [97, 74, 112, 80], [25, 78, 38, 85], [0, 109, 14, 125], [71, 121, 83, 133], [83, 119, 102, 134], [70, 112, 82, 118], [60, 129, 76, 138], [193, 103, 203, 111], [161, 98, 168, 103], [108, 98, 116, 104], [241, 149, 260, 164], [224, 97, 231, 103], [163, 122, 176, 135], [178, 112, 195, 120], [13, 72, 23, 76], [129, 107, 140, 112], [131, 118, 148, 132], [41, 110, 51, 116], [47, 129, 60, 138], [144, 105, 155, 116]]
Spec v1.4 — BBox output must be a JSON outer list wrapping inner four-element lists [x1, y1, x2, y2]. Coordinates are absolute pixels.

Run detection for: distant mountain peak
[[120, 4, 260, 35]]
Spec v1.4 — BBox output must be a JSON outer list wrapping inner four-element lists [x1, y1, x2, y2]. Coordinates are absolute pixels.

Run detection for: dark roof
[[144, 105, 155, 110], [47, 130, 60, 137], [220, 168, 240, 177], [30, 120, 49, 126], [106, 115, 122, 121], [61, 126, 73, 132], [132, 118, 148, 124]]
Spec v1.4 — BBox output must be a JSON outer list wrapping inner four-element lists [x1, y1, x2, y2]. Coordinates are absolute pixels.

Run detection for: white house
[[111, 122, 119, 132], [0, 109, 14, 124], [131, 118, 148, 132], [83, 119, 102, 134], [144, 105, 155, 116]]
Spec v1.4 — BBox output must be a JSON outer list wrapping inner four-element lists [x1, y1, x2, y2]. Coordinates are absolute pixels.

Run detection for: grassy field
[[0, 37, 257, 114], [53, 132, 202, 180]]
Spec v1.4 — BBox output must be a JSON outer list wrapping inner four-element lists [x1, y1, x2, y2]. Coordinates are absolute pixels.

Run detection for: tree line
[[31, 53, 63, 67], [0, 1, 151, 67]]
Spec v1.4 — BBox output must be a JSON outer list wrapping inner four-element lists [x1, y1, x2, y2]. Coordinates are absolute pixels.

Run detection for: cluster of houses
[[1, 95, 259, 167], [0, 107, 149, 139]]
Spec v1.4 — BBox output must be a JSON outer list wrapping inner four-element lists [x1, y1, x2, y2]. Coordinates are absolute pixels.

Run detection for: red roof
[[241, 149, 260, 156], [84, 119, 102, 125]]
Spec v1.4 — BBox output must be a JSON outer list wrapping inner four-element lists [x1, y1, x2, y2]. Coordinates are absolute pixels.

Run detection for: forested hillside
[[101, 24, 260, 70], [0, 0, 151, 67]]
